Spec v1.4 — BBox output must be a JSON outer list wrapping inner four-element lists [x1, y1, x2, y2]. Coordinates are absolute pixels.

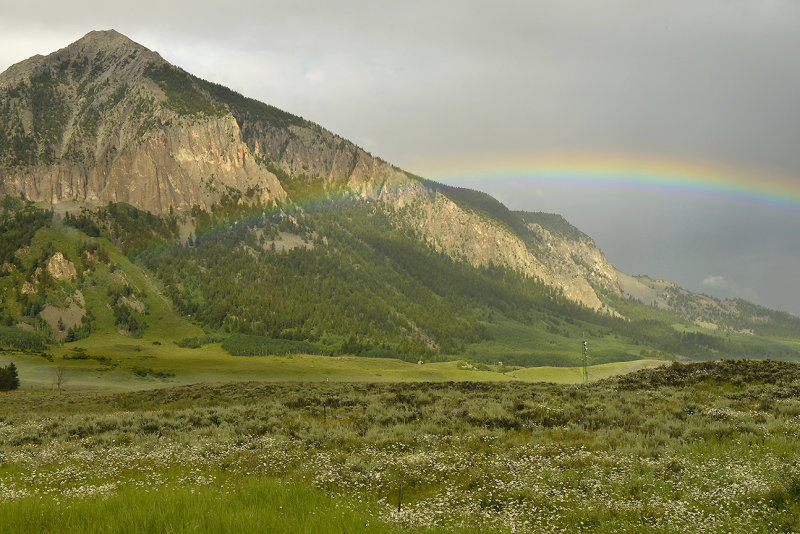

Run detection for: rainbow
[[417, 152, 800, 213]]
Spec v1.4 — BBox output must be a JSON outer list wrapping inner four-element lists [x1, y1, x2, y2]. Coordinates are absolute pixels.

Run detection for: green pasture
[[0, 335, 670, 391], [463, 313, 649, 367], [0, 476, 459, 534]]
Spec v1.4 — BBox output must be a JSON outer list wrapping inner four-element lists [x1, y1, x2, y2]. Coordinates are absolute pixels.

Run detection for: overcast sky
[[2, 1, 799, 316]]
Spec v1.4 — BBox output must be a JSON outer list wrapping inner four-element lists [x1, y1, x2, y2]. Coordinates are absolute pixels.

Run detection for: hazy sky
[[2, 1, 799, 316]]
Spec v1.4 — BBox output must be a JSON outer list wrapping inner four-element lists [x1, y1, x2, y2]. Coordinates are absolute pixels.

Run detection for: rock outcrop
[[398, 196, 622, 310], [0, 30, 286, 213], [46, 252, 76, 281], [615, 270, 749, 330]]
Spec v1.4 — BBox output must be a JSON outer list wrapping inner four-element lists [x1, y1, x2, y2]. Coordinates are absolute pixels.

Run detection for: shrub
[[131, 367, 175, 379], [176, 335, 224, 348], [0, 362, 19, 391]]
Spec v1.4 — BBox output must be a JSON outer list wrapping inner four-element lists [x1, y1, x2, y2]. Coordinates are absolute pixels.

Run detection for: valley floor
[[1, 360, 799, 533], [0, 342, 667, 391]]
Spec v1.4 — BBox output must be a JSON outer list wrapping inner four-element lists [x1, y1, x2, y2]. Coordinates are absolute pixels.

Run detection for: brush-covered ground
[[1, 359, 799, 533]]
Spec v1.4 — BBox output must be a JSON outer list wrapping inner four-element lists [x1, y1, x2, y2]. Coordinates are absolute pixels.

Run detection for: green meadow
[[0, 335, 668, 391], [1, 360, 799, 533], [464, 313, 653, 368]]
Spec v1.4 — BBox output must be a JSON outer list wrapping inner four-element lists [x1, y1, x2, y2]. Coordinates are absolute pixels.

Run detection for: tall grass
[[1, 360, 799, 532], [0, 477, 393, 534]]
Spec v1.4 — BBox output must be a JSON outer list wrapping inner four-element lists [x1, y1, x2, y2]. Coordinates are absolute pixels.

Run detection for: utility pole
[[582, 335, 588, 385]]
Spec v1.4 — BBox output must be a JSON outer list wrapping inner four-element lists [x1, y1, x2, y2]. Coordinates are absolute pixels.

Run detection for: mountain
[[1, 30, 799, 365], [614, 271, 800, 337], [0, 30, 286, 212], [0, 30, 619, 311]]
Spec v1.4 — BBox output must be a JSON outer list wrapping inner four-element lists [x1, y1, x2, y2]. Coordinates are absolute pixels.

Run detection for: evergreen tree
[[0, 362, 20, 391]]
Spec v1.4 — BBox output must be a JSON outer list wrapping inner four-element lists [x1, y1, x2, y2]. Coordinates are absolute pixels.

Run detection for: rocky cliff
[[616, 271, 745, 330], [397, 194, 620, 310], [0, 30, 285, 213]]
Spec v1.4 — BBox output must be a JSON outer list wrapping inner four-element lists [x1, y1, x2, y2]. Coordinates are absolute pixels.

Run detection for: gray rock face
[[0, 30, 286, 213], [397, 194, 623, 310], [3, 114, 286, 212], [237, 113, 622, 309]]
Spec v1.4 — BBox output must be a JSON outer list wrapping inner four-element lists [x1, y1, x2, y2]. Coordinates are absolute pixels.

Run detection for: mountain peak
[[0, 29, 160, 88], [68, 29, 150, 56]]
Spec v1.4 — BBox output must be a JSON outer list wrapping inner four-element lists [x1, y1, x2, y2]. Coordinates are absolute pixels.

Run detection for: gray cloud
[[2, 1, 799, 316], [702, 276, 729, 289]]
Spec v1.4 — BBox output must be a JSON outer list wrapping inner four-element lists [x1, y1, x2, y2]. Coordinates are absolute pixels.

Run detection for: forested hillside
[[1, 194, 800, 365], [0, 196, 200, 351], [136, 197, 577, 358]]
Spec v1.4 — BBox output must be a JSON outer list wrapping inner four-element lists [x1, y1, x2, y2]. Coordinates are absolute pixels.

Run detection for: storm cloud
[[1, 1, 798, 315]]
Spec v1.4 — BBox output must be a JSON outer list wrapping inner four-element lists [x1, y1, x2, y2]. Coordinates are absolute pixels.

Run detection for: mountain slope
[[0, 30, 626, 311], [11, 196, 798, 367], [0, 197, 201, 349], [0, 30, 798, 364], [614, 270, 800, 338]]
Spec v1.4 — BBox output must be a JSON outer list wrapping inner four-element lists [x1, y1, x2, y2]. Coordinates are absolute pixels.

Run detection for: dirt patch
[[119, 295, 145, 313], [616, 270, 666, 307], [266, 231, 315, 252], [177, 218, 196, 245], [38, 292, 86, 340]]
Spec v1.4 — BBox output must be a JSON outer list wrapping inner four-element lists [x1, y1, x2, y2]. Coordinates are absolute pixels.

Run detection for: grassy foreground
[[0, 478, 414, 534], [1, 359, 799, 533]]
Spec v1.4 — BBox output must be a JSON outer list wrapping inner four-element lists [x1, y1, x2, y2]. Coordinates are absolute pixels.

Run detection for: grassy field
[[508, 359, 667, 383], [1, 359, 799, 533], [0, 337, 668, 391], [463, 313, 663, 368], [0, 478, 426, 534]]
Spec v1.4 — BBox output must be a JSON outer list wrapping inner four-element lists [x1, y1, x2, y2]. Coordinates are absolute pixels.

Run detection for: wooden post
[[582, 335, 589, 385], [398, 484, 403, 513]]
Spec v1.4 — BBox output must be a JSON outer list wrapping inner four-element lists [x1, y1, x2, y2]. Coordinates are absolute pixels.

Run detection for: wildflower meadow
[[1, 359, 799, 532]]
